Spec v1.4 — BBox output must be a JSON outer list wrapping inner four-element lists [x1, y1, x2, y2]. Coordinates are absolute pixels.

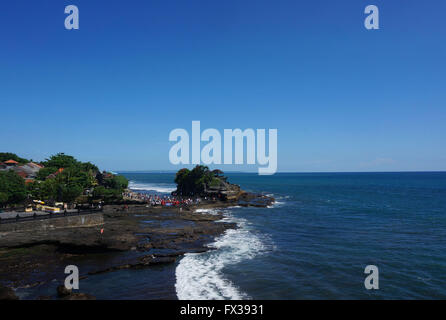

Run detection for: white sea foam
[[266, 193, 275, 197], [175, 211, 269, 300], [194, 208, 220, 215], [128, 181, 176, 193], [266, 194, 288, 208], [268, 201, 286, 208]]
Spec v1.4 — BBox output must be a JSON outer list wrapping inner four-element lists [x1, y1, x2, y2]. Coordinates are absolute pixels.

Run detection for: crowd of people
[[123, 191, 201, 207]]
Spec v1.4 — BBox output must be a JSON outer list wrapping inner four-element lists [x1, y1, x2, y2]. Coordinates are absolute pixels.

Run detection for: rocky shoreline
[[0, 194, 274, 300]]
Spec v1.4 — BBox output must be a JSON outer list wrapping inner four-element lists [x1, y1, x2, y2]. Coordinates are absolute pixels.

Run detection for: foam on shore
[[194, 208, 220, 215]]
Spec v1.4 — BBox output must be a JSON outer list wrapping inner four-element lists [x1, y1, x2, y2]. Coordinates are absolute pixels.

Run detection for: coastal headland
[[0, 154, 274, 299], [0, 197, 273, 299]]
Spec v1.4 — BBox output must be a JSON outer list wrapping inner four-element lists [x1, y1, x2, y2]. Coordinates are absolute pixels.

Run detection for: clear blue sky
[[1, 0, 445, 172]]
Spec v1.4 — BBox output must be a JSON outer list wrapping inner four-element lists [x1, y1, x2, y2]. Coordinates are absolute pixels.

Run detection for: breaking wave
[[128, 181, 176, 193], [175, 210, 270, 300], [267, 194, 288, 208]]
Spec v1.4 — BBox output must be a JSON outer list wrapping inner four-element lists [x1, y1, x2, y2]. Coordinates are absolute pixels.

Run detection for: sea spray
[[175, 210, 270, 300]]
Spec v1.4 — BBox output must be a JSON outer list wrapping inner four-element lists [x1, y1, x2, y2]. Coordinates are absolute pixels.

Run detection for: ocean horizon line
[[115, 170, 446, 174]]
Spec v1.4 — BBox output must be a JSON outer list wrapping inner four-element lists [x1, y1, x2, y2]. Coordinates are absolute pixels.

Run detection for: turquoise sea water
[[16, 172, 446, 299]]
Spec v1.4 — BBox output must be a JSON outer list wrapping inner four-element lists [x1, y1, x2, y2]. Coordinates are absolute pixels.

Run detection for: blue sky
[[1, 0, 445, 172]]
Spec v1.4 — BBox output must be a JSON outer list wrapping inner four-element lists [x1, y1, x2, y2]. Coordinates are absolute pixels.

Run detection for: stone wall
[[0, 213, 104, 234]]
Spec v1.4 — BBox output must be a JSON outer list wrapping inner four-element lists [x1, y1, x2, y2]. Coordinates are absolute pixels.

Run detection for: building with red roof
[[46, 168, 64, 179], [4, 159, 18, 166], [16, 171, 27, 178]]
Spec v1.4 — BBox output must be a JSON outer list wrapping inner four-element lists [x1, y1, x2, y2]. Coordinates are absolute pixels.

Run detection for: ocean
[[121, 171, 446, 299], [16, 172, 446, 299]]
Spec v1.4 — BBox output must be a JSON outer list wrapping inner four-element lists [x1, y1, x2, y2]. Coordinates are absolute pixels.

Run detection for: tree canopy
[[0, 152, 129, 206], [41, 153, 80, 169], [0, 152, 29, 164], [174, 165, 224, 196], [0, 171, 27, 206]]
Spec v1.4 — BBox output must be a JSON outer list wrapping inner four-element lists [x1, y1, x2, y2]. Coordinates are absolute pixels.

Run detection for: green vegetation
[[28, 153, 97, 203], [99, 173, 128, 190], [91, 185, 122, 203], [0, 171, 27, 206], [0, 152, 29, 164], [174, 165, 226, 196], [0, 152, 129, 207]]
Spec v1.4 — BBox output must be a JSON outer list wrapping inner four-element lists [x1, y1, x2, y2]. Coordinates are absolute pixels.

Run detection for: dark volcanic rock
[[56, 285, 95, 300], [139, 255, 177, 265], [0, 285, 18, 300], [57, 285, 72, 297], [238, 192, 275, 207], [0, 197, 271, 290], [204, 180, 241, 200], [62, 293, 96, 300]]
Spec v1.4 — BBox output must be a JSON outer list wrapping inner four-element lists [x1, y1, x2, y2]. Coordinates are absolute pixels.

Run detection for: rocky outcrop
[[238, 192, 275, 207], [56, 284, 95, 300], [0, 204, 236, 288], [62, 293, 96, 300], [56, 285, 72, 298], [0, 285, 18, 300], [204, 179, 242, 200], [0, 193, 274, 292]]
